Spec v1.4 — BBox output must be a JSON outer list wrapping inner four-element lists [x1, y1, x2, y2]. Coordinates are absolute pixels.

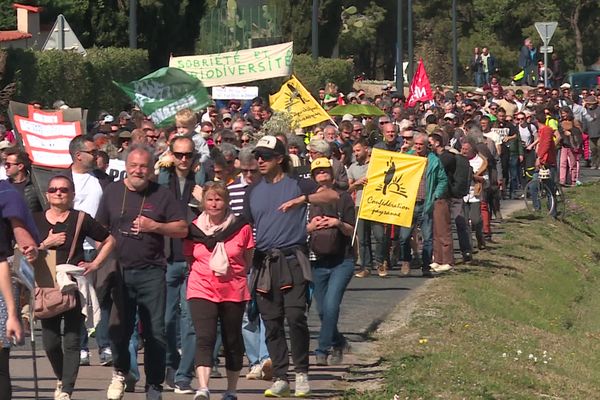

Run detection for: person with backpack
[[428, 131, 472, 270], [307, 158, 356, 367]]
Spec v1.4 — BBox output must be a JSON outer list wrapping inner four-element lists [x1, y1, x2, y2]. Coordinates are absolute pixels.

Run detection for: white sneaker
[[56, 393, 71, 400], [246, 363, 263, 380], [54, 381, 63, 399], [146, 385, 162, 400], [434, 264, 453, 273], [107, 371, 126, 400], [294, 372, 311, 397], [194, 388, 210, 400], [79, 349, 90, 366]]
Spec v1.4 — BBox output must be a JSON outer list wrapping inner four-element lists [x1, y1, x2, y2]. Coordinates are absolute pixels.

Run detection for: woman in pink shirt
[[184, 181, 254, 400]]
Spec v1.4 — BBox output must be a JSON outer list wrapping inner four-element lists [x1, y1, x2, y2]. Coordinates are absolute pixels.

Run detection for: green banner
[[114, 67, 210, 127]]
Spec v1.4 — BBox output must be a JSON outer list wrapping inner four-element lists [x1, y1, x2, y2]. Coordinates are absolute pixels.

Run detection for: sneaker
[[294, 372, 311, 397], [194, 388, 210, 400], [315, 353, 328, 366], [246, 363, 263, 380], [99, 347, 113, 367], [79, 349, 90, 366], [354, 268, 370, 278], [264, 378, 290, 397], [174, 381, 195, 394], [124, 373, 137, 393], [56, 393, 71, 400], [107, 371, 126, 400], [261, 358, 273, 381], [431, 264, 453, 273], [221, 392, 238, 400], [54, 381, 63, 399], [164, 366, 176, 390], [463, 252, 472, 263], [146, 384, 163, 400], [377, 261, 388, 277], [400, 262, 410, 276], [330, 347, 343, 365], [210, 365, 222, 378], [429, 262, 440, 271]]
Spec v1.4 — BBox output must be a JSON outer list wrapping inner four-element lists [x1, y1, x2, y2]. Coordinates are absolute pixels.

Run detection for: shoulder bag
[[34, 211, 84, 319]]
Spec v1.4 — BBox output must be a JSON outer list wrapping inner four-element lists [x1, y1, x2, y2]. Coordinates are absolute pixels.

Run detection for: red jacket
[[536, 125, 557, 167]]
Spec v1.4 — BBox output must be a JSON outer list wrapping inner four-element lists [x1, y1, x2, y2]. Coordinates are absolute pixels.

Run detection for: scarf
[[195, 211, 236, 276]]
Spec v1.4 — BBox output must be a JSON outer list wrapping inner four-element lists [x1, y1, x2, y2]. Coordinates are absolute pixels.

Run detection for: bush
[[2, 47, 150, 118]]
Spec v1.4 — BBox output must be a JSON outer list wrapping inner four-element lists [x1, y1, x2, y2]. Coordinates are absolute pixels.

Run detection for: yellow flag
[[358, 148, 427, 228], [269, 75, 331, 128]]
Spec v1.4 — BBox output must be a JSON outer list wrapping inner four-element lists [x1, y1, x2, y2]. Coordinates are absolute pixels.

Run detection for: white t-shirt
[[0, 166, 6, 180], [518, 124, 537, 147], [72, 171, 103, 250], [464, 154, 488, 203]]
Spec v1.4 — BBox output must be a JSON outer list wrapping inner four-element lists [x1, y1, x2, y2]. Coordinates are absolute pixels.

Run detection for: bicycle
[[523, 167, 566, 219]]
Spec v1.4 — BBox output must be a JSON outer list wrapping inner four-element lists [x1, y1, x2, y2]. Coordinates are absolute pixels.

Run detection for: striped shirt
[[227, 175, 247, 217]]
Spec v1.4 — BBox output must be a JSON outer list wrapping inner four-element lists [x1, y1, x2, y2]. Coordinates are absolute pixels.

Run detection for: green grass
[[344, 183, 600, 400]]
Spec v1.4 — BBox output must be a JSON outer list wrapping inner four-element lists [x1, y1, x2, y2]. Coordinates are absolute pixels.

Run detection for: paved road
[[10, 167, 600, 399]]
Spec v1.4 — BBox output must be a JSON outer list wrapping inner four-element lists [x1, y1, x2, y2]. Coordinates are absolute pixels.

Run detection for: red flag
[[406, 59, 433, 108]]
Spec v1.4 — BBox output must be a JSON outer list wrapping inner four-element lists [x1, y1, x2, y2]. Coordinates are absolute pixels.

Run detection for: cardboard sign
[[212, 86, 259, 100], [170, 42, 293, 87], [107, 158, 127, 181]]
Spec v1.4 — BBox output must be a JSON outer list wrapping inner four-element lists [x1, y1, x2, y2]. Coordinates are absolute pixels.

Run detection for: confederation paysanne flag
[[269, 75, 331, 128], [114, 67, 209, 127], [358, 148, 427, 228], [406, 58, 433, 108]]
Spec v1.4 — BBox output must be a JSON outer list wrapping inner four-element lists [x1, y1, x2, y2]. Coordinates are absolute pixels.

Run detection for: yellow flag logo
[[358, 148, 427, 228], [269, 75, 331, 128]]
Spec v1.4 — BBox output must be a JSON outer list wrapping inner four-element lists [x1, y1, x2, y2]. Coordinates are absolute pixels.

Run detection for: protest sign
[[170, 42, 293, 87], [9, 103, 84, 168], [107, 158, 127, 181], [269, 75, 331, 128], [358, 149, 427, 228], [212, 86, 259, 100], [406, 59, 433, 108], [114, 67, 210, 128]]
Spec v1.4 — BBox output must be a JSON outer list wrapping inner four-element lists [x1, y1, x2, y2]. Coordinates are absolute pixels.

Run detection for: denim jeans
[[128, 311, 140, 382], [399, 202, 433, 270], [110, 266, 166, 386], [165, 261, 196, 383], [311, 258, 354, 355], [242, 273, 269, 367], [356, 217, 372, 268]]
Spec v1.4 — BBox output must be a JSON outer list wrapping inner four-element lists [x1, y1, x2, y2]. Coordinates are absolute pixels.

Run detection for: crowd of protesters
[[0, 74, 598, 400]]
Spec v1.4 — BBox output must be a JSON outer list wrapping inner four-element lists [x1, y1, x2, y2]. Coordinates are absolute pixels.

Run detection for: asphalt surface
[[10, 167, 600, 399]]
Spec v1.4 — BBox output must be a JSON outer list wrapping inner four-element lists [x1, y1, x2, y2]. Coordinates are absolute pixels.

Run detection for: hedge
[[2, 47, 150, 118], [1, 48, 353, 118]]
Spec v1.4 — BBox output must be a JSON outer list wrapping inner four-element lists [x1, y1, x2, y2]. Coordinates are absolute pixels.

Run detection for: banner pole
[[30, 292, 39, 400], [351, 214, 360, 247]]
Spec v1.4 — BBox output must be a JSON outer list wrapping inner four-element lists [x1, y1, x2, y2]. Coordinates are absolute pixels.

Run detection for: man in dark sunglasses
[[244, 135, 339, 397]]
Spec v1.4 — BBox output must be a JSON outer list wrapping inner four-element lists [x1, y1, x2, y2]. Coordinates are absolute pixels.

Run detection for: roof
[[0, 30, 32, 42], [12, 3, 43, 13]]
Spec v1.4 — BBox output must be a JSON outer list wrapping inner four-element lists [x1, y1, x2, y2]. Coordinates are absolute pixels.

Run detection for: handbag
[[34, 211, 84, 319], [308, 201, 345, 257]]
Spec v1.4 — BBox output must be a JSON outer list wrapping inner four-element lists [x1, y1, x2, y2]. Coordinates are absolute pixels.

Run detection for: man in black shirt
[[96, 144, 188, 400]]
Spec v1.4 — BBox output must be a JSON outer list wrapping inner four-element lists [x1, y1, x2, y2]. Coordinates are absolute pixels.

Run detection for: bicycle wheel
[[524, 179, 555, 216], [554, 184, 566, 220]]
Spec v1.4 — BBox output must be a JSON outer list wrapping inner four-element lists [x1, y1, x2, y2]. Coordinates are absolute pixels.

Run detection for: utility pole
[[407, 0, 413, 82], [312, 0, 319, 61], [452, 0, 458, 92], [395, 0, 403, 93], [129, 0, 137, 49]]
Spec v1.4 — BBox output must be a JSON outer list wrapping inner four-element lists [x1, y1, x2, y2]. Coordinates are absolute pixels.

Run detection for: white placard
[[212, 86, 259, 100], [107, 158, 127, 181]]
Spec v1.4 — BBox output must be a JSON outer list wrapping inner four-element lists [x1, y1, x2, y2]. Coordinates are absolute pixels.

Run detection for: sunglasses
[[515, 117, 524, 121], [379, 121, 390, 125], [241, 168, 259, 174], [48, 187, 70, 194], [3, 162, 18, 168], [254, 152, 277, 161], [173, 151, 194, 160], [80, 150, 98, 157], [241, 139, 250, 144]]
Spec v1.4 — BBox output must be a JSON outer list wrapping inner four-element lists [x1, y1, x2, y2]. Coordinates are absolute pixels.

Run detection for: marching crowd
[[0, 78, 599, 400]]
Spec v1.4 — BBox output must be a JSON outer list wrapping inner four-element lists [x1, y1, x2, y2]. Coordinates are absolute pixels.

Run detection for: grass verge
[[344, 183, 600, 400]]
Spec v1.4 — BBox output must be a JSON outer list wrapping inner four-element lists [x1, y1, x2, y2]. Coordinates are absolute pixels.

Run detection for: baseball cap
[[444, 113, 456, 120], [253, 135, 286, 156], [560, 83, 571, 89], [310, 157, 333, 172], [0, 140, 13, 150], [103, 114, 114, 124], [118, 130, 132, 139], [118, 111, 131, 120], [342, 113, 354, 122], [222, 113, 232, 120]]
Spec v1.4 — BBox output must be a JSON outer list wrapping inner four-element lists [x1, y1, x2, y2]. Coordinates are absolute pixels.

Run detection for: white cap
[[444, 113, 456, 120], [342, 113, 354, 122], [560, 83, 571, 89]]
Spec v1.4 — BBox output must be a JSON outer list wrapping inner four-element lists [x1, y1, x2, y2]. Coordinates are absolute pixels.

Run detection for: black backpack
[[450, 153, 472, 198]]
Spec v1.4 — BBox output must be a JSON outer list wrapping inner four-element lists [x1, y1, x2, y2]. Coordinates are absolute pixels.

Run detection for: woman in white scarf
[[184, 181, 254, 400]]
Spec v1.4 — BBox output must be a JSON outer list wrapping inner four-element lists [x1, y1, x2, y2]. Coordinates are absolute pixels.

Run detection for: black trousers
[[256, 257, 309, 380], [189, 299, 245, 371], [41, 304, 83, 395], [0, 347, 10, 400]]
